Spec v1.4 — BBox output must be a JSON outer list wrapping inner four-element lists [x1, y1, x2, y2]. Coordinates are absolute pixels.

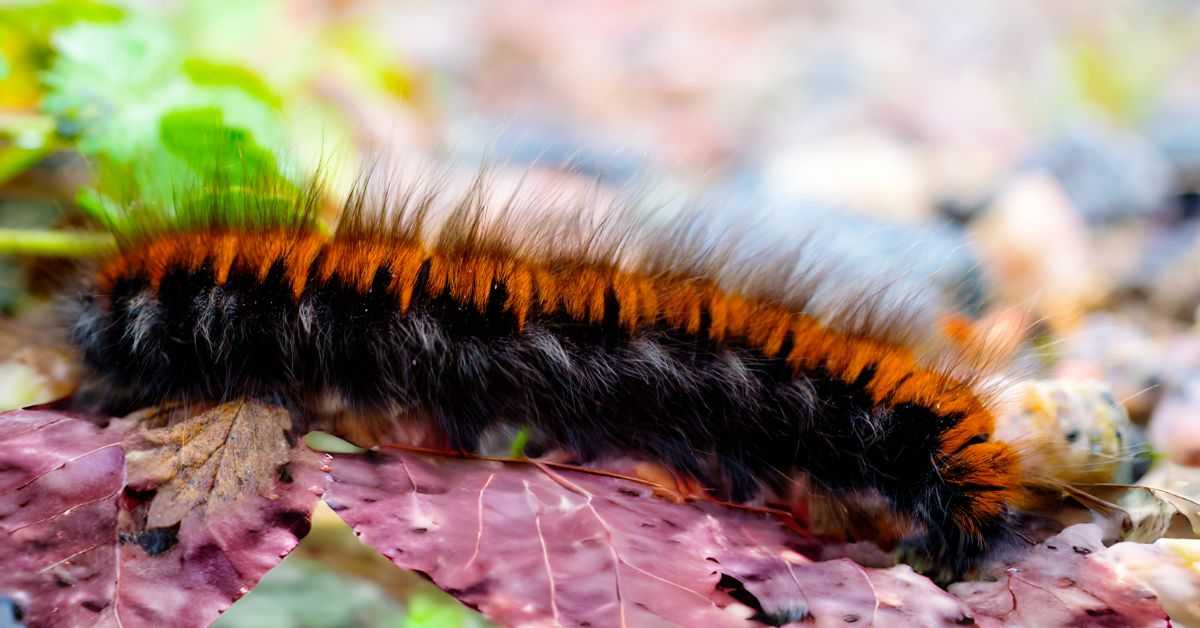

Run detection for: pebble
[[1022, 120, 1171, 224]]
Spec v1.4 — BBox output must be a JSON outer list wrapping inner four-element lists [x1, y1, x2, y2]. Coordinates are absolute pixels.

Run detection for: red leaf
[[0, 408, 327, 628], [323, 449, 981, 627]]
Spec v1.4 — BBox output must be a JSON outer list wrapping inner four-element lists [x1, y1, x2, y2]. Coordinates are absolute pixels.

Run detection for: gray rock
[[1024, 121, 1171, 223], [1144, 106, 1200, 186]]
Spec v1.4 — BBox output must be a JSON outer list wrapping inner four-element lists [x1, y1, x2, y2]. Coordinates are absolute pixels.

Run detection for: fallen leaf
[[0, 407, 326, 627], [949, 524, 1169, 627], [124, 400, 294, 527], [0, 409, 126, 628], [322, 448, 981, 627], [1098, 537, 1200, 626], [1066, 463, 1200, 543], [1134, 462, 1200, 535], [1, 408, 1181, 627]]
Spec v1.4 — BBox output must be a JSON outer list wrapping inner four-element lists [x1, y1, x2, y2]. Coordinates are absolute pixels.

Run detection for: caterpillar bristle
[[66, 170, 1026, 576]]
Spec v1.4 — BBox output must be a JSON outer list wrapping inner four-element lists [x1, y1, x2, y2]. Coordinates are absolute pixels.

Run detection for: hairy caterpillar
[[66, 171, 1025, 574]]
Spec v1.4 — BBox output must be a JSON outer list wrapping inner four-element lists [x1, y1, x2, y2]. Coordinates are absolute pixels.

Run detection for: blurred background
[[3, 1, 1200, 626]]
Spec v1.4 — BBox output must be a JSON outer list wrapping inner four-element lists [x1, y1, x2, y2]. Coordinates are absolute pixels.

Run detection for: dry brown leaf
[[1125, 463, 1200, 539], [124, 400, 294, 528]]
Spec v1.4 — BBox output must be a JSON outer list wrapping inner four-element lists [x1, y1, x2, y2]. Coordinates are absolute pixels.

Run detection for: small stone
[[1023, 120, 1171, 224]]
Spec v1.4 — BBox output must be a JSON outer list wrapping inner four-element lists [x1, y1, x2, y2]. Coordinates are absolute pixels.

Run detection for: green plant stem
[[0, 229, 116, 257], [0, 146, 52, 187]]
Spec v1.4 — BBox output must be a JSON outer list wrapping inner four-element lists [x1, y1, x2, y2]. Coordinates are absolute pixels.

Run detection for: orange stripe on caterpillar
[[100, 230, 985, 400]]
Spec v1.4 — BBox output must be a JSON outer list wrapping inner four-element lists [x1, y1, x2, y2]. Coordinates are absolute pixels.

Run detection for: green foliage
[[325, 26, 423, 103], [0, 113, 57, 186], [303, 431, 367, 455], [37, 10, 303, 234], [213, 546, 489, 628], [1062, 19, 1197, 122], [0, 2, 121, 183], [159, 107, 283, 184], [0, 0, 122, 108], [0, 0, 123, 41], [214, 557, 407, 628], [182, 59, 285, 111], [403, 595, 490, 628], [1, 0, 416, 240], [508, 427, 530, 458]]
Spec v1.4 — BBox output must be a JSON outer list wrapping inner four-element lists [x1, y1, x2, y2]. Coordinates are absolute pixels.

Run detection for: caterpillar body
[[67, 175, 1024, 573]]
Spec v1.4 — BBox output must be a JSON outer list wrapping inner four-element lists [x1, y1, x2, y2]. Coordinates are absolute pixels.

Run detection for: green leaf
[[182, 58, 283, 110], [39, 15, 309, 235], [41, 19, 185, 159], [0, 0, 123, 41], [159, 107, 281, 182], [303, 431, 367, 455]]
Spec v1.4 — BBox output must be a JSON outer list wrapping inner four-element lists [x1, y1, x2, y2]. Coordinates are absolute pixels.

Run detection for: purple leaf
[[708, 514, 975, 626], [0, 407, 327, 628], [322, 449, 981, 627], [1, 408, 1177, 628], [0, 410, 128, 628], [323, 451, 738, 626]]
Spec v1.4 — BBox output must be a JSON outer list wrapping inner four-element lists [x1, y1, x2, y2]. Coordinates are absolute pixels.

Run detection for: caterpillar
[[66, 170, 1025, 574]]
